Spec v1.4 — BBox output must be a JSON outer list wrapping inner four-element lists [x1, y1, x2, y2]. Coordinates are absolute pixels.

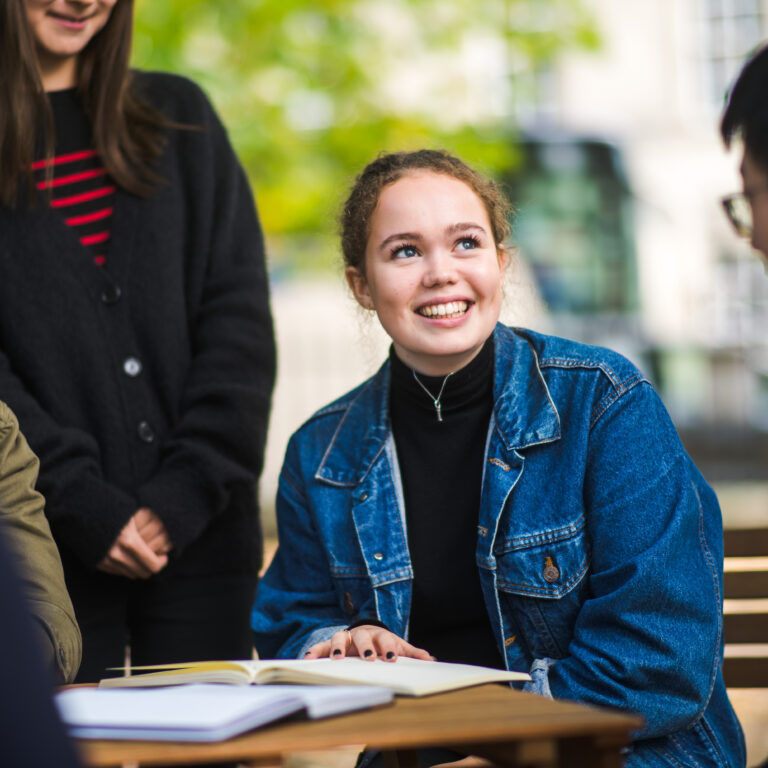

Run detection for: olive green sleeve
[[0, 401, 81, 683]]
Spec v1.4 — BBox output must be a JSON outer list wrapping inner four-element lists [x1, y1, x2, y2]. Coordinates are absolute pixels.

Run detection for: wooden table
[[73, 684, 644, 768]]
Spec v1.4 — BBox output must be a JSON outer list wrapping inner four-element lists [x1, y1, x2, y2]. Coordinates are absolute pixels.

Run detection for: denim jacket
[[252, 325, 745, 768]]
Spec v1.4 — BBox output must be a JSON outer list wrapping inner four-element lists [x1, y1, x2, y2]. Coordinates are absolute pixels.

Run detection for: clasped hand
[[97, 507, 172, 579], [304, 624, 434, 662]]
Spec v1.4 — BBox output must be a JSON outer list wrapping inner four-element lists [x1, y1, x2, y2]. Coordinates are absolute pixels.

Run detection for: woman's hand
[[303, 625, 434, 662], [96, 508, 172, 579], [133, 507, 173, 557]]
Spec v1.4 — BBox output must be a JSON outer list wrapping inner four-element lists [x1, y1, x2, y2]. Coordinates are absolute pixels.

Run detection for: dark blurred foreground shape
[[0, 525, 82, 768]]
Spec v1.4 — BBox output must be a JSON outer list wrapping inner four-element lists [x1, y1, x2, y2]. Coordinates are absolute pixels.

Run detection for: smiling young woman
[[252, 149, 745, 768], [0, 0, 275, 684]]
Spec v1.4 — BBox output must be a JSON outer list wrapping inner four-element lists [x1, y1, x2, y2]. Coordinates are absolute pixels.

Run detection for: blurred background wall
[[132, 0, 768, 524]]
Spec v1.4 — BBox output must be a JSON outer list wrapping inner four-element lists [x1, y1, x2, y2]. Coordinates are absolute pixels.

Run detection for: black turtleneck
[[389, 338, 504, 669]]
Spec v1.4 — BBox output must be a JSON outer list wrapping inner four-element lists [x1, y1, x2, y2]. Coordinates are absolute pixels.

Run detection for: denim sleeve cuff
[[347, 618, 390, 631], [297, 624, 348, 658], [522, 657, 558, 699]]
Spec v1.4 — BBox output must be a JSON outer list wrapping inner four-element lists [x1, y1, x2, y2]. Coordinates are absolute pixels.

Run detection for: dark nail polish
[[333, 649, 342, 656], [363, 649, 373, 658], [386, 652, 394, 660]]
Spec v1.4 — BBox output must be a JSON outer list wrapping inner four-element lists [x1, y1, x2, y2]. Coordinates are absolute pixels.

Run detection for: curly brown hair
[[341, 150, 512, 274]]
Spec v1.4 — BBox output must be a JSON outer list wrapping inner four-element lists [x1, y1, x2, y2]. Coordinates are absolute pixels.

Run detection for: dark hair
[[341, 149, 512, 274], [0, 0, 166, 207], [721, 44, 768, 172]]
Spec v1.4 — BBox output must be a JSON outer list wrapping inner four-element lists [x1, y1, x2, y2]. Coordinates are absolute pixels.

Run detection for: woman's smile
[[47, 10, 96, 28], [416, 300, 471, 320]]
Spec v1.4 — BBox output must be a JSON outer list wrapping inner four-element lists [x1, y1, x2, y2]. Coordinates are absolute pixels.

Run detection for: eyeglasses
[[721, 185, 768, 239], [721, 192, 753, 238]]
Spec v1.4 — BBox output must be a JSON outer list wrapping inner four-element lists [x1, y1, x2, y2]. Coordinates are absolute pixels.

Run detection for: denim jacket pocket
[[495, 518, 589, 658]]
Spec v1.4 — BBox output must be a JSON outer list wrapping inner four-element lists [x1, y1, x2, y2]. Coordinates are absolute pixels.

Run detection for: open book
[[56, 683, 393, 742], [98, 656, 530, 696]]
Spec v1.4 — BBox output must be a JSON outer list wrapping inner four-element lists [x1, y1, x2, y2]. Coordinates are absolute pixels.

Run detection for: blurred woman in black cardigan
[[0, 0, 275, 682]]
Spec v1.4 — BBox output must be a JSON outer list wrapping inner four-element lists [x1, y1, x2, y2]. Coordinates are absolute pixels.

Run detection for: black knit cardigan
[[0, 71, 276, 574]]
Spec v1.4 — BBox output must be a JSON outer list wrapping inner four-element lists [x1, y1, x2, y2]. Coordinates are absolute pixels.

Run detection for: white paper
[[56, 682, 393, 741]]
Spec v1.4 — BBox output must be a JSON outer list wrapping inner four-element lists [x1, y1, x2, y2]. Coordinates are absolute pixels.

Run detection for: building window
[[506, 139, 637, 316], [699, 0, 764, 110]]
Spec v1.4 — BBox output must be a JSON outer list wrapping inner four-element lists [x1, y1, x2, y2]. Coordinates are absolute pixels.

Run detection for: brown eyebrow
[[376, 222, 487, 252], [377, 232, 422, 251], [446, 222, 487, 235]]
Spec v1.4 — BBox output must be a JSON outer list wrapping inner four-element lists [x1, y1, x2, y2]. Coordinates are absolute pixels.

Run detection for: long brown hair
[[0, 0, 166, 207]]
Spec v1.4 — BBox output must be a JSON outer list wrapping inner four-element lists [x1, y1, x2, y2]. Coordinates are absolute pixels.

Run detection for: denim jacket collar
[[315, 325, 561, 487]]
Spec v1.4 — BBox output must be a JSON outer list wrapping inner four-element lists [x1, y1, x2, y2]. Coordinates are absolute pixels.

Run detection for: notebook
[[56, 682, 393, 742]]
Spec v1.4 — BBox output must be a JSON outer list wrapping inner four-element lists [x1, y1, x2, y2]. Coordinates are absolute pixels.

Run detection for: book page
[[100, 657, 530, 695], [58, 683, 393, 741], [56, 684, 304, 741], [257, 684, 393, 718], [250, 657, 530, 696], [99, 660, 257, 687]]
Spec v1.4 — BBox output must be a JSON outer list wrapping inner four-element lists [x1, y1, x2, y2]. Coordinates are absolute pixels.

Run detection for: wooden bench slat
[[723, 528, 768, 558], [723, 613, 768, 643], [722, 657, 768, 688], [723, 571, 768, 599]]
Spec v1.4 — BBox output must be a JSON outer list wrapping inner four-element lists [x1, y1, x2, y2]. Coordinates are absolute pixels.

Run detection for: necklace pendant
[[411, 368, 453, 424]]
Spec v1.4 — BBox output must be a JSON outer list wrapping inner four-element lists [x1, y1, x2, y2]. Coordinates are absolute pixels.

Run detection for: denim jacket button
[[543, 564, 560, 583], [373, 552, 384, 561], [357, 492, 369, 502]]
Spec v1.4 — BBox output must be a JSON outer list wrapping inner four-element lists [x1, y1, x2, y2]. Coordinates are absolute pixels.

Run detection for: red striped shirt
[[30, 148, 98, 171], [34, 150, 114, 265], [36, 167, 108, 190], [64, 207, 113, 226]]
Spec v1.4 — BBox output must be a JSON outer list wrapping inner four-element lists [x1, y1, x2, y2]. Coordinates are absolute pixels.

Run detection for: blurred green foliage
[[133, 0, 599, 272]]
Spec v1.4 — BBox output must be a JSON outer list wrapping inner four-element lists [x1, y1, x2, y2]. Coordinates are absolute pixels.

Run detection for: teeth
[[419, 301, 468, 318]]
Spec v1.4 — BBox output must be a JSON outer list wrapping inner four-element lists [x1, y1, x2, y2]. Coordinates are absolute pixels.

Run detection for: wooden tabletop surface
[[73, 683, 643, 767]]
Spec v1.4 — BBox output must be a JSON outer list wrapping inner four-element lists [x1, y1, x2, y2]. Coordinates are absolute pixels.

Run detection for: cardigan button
[[137, 421, 156, 443], [100, 284, 121, 304], [123, 357, 143, 377]]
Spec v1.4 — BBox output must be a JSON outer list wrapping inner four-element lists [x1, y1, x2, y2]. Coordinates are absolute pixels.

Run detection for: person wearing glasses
[[721, 43, 768, 768], [721, 43, 768, 260]]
